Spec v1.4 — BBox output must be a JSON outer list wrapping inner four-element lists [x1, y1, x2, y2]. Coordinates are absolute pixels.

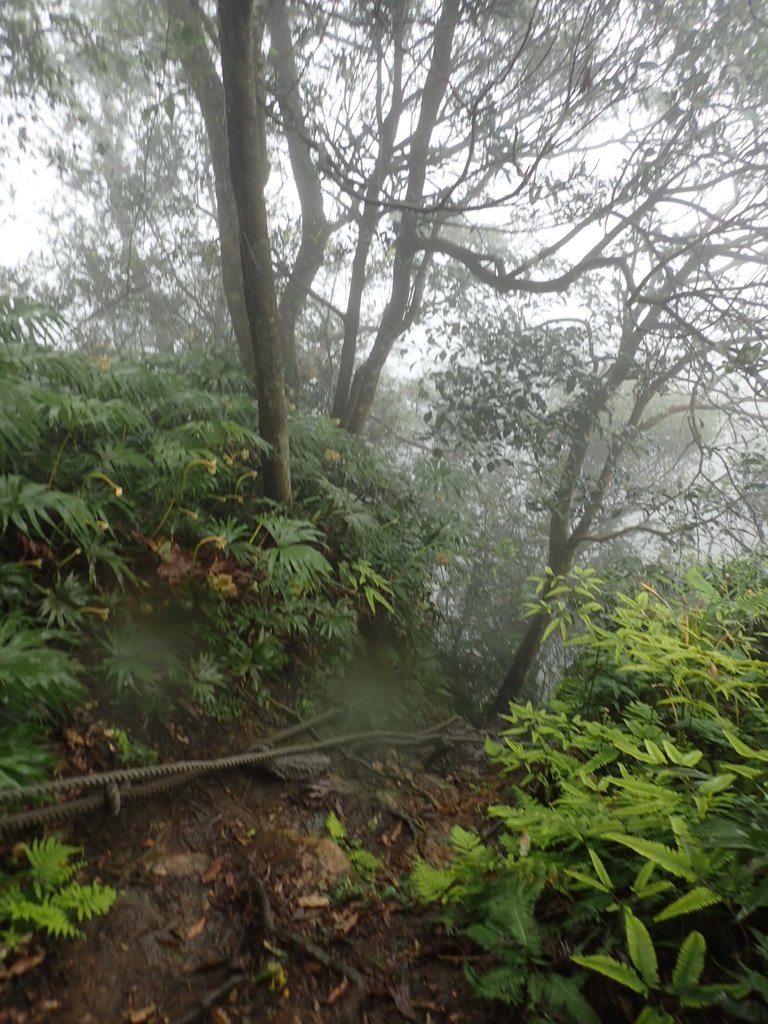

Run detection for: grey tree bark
[[217, 0, 292, 504]]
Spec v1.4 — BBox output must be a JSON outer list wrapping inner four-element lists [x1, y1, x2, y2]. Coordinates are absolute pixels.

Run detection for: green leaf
[[564, 869, 612, 894], [643, 739, 667, 764], [326, 811, 346, 842], [588, 847, 614, 890], [541, 617, 561, 643], [654, 887, 722, 923], [603, 833, 695, 881], [697, 773, 737, 795], [571, 954, 647, 994], [670, 931, 706, 992], [661, 739, 702, 767], [723, 730, 768, 763], [625, 909, 659, 988], [635, 1008, 675, 1024]]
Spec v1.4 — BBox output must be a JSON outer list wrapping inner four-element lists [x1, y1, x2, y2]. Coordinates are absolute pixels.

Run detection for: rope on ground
[[0, 713, 477, 836]]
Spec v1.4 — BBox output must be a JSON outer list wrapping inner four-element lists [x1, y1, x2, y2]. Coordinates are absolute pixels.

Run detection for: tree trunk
[[343, 0, 459, 433], [485, 545, 574, 720], [268, 0, 330, 401], [166, 0, 254, 377], [218, 0, 291, 503], [331, 7, 407, 421]]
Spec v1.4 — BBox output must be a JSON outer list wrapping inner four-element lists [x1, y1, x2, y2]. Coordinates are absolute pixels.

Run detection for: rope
[[0, 713, 473, 836]]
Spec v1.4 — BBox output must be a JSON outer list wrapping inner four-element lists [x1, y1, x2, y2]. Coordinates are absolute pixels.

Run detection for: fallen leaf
[[334, 910, 359, 936], [381, 820, 403, 847], [128, 1005, 156, 1023], [389, 980, 418, 1022], [210, 1009, 231, 1024], [9, 951, 44, 976], [326, 976, 349, 1006], [150, 852, 208, 877], [156, 543, 191, 587], [187, 915, 206, 940], [62, 726, 85, 749], [201, 856, 224, 884], [297, 894, 329, 909]]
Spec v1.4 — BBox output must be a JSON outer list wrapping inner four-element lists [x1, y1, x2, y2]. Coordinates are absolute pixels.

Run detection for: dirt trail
[[2, 726, 506, 1024]]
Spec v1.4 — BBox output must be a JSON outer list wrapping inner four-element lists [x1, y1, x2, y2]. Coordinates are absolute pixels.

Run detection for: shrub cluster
[[0, 329, 444, 785], [414, 564, 768, 1022]]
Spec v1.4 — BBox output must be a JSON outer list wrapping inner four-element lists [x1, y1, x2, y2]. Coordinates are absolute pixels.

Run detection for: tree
[[423, 166, 768, 715], [217, 0, 291, 503]]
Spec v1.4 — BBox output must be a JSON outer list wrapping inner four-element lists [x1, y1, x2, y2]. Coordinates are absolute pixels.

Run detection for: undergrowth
[[0, 304, 445, 788], [0, 837, 117, 952], [413, 563, 768, 1023]]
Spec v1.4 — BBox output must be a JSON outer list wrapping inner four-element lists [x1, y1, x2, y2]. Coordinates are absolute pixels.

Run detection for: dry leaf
[[201, 856, 224, 884], [326, 976, 349, 1006], [9, 951, 45, 976], [334, 910, 359, 936], [187, 915, 206, 940], [128, 1005, 156, 1023], [151, 852, 208, 877], [62, 726, 85, 749], [381, 820, 403, 847], [210, 1009, 231, 1024], [389, 980, 418, 1022], [297, 894, 329, 909]]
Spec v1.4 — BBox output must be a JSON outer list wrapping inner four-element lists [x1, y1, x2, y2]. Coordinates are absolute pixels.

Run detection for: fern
[[670, 931, 706, 993], [0, 838, 117, 950], [654, 887, 722, 923], [570, 953, 648, 994], [625, 908, 659, 988]]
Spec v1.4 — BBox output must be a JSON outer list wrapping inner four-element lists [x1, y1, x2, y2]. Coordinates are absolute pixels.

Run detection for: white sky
[[0, 140, 58, 267]]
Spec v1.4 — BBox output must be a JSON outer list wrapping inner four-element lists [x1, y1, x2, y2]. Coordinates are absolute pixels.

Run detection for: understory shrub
[[414, 563, 768, 1022], [0, 837, 117, 952], [0, 322, 445, 785]]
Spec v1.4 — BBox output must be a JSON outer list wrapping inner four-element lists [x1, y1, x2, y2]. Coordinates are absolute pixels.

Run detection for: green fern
[[0, 838, 118, 950], [654, 887, 722, 923], [670, 930, 706, 993]]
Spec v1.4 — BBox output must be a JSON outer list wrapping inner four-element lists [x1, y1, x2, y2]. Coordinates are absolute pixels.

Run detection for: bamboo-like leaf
[[654, 887, 722, 923], [611, 736, 653, 761], [625, 909, 659, 988], [643, 739, 667, 764], [670, 931, 706, 992], [723, 730, 768, 763], [661, 738, 703, 767], [571, 954, 647, 994], [564, 869, 611, 894], [588, 847, 614, 890], [541, 617, 561, 643]]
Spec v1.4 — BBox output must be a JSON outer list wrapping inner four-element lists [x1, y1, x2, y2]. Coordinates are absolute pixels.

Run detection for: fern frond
[[23, 838, 81, 889], [670, 930, 706, 992], [654, 887, 722, 923]]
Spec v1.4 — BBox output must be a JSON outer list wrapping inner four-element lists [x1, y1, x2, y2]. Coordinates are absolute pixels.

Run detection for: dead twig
[[167, 970, 246, 1024]]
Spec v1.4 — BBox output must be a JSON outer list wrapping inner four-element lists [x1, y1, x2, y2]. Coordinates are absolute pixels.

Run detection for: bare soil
[[1, 711, 509, 1024]]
